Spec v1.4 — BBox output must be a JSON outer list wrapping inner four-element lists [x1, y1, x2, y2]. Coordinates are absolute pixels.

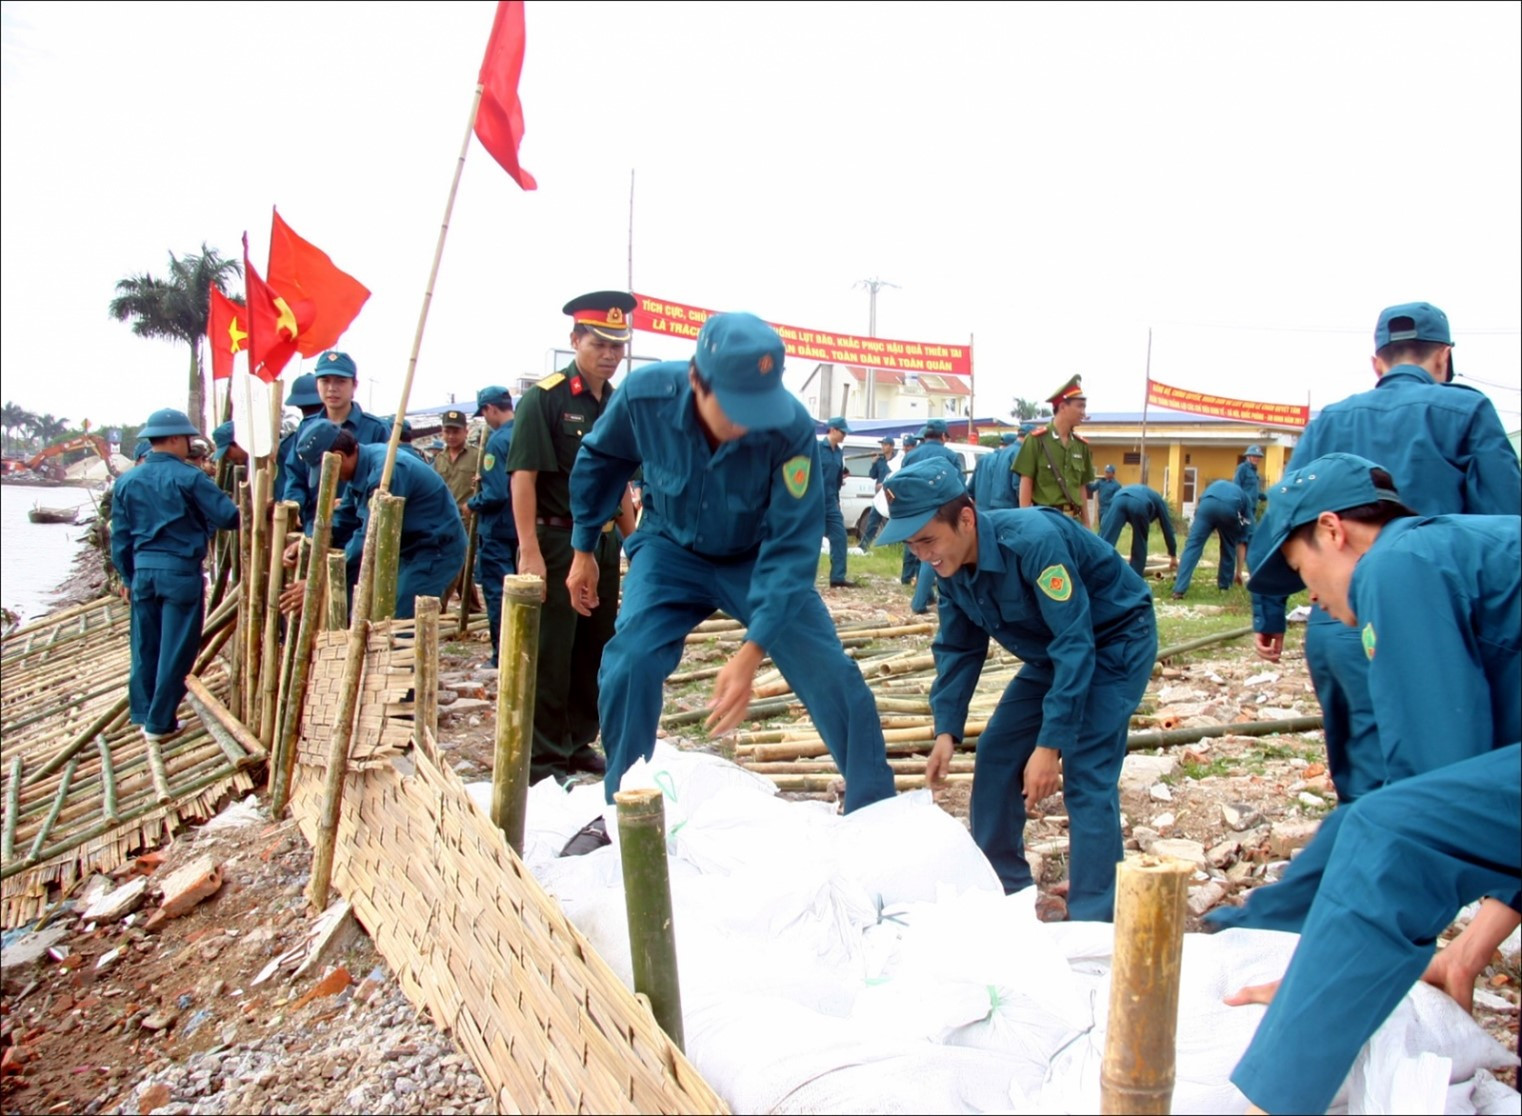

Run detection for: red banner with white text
[[632, 293, 972, 375], [1146, 378, 1308, 428]]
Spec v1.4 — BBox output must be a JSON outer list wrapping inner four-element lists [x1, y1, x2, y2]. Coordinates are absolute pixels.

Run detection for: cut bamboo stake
[[258, 500, 294, 749], [309, 489, 385, 911], [457, 437, 489, 638], [370, 493, 406, 620], [1125, 716, 1322, 752], [616, 787, 685, 1052], [490, 575, 543, 854], [25, 755, 78, 865], [272, 536, 309, 773], [415, 596, 441, 750], [245, 464, 271, 736], [2, 755, 21, 860], [1154, 625, 1254, 662], [231, 476, 251, 721], [271, 454, 341, 816], [97, 735, 118, 823], [184, 674, 266, 761], [24, 695, 130, 787], [1101, 855, 1192, 1115], [147, 738, 173, 805], [326, 551, 349, 631]]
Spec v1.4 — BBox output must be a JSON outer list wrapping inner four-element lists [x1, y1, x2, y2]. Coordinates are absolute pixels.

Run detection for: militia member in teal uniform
[[898, 433, 921, 584], [856, 436, 897, 549], [970, 430, 1021, 511], [210, 421, 248, 469], [1209, 453, 1522, 1113], [466, 386, 518, 667], [281, 422, 466, 622], [392, 419, 425, 461], [1170, 479, 1252, 597], [877, 459, 1157, 921], [277, 373, 325, 501], [903, 419, 963, 614], [1085, 464, 1121, 527], [1014, 375, 1094, 525], [285, 352, 391, 533], [508, 292, 639, 782], [819, 416, 853, 586], [566, 313, 896, 826], [111, 409, 241, 740], [1232, 445, 1267, 541], [1099, 483, 1178, 577]]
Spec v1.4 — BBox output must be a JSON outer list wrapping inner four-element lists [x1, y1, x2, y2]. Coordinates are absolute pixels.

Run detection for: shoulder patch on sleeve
[[482, 453, 495, 471], [1361, 622, 1376, 660], [536, 372, 566, 390], [1037, 563, 1073, 601], [783, 455, 811, 498]]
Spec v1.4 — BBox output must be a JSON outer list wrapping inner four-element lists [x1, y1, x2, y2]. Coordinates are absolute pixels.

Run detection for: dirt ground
[[3, 563, 1516, 1113]]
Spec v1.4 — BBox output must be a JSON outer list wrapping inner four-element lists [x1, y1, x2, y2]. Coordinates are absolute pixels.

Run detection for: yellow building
[[1079, 412, 1301, 516]]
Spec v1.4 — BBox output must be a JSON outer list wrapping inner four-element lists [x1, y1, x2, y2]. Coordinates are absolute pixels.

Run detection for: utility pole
[[854, 277, 899, 419]]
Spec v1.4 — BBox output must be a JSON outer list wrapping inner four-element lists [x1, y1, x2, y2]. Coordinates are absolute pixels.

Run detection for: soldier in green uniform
[[432, 409, 476, 513], [507, 291, 639, 782], [1013, 375, 1094, 526]]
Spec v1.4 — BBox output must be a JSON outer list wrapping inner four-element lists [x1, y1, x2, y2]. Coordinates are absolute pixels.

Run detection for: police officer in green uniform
[[431, 409, 476, 511], [508, 292, 639, 782], [1014, 375, 1094, 526], [820, 416, 853, 586], [467, 386, 518, 668], [111, 408, 241, 740]]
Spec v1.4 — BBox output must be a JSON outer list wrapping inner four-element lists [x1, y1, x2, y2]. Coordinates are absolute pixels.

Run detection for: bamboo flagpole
[[1139, 326, 1153, 486]]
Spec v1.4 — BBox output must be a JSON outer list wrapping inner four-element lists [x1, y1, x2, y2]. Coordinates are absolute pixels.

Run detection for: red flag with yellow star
[[207, 285, 248, 381], [474, 1, 537, 190], [242, 245, 310, 385], [267, 210, 370, 357]]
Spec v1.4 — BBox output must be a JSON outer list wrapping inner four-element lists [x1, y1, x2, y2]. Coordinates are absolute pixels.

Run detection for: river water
[[0, 483, 103, 624]]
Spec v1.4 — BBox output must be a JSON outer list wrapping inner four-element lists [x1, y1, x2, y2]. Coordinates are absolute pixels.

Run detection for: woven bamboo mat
[[296, 620, 415, 769], [288, 725, 726, 1114], [0, 597, 257, 928]]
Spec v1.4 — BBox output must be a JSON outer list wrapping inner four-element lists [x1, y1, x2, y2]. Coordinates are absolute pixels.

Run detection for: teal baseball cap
[[1375, 302, 1454, 377], [285, 373, 321, 408], [875, 458, 968, 546], [211, 421, 236, 461], [474, 385, 513, 416], [879, 435, 896, 447], [139, 408, 200, 438], [903, 433, 920, 448], [999, 432, 1020, 445], [1246, 452, 1409, 597], [315, 351, 357, 379], [826, 415, 850, 433], [1245, 445, 1264, 458], [1104, 464, 1116, 474], [693, 312, 792, 431], [132, 439, 152, 461], [296, 420, 344, 485], [920, 418, 949, 438]]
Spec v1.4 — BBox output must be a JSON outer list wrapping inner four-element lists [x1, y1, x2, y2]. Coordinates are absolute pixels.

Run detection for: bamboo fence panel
[[295, 621, 416, 769]]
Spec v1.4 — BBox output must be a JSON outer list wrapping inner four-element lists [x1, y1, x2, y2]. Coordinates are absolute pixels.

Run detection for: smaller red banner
[[1147, 378, 1308, 428]]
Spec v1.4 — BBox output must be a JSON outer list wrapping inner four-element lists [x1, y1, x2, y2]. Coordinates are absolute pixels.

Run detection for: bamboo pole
[[25, 755, 78, 864], [1125, 716, 1322, 752], [1154, 625, 1254, 662], [615, 787, 685, 1052], [1101, 855, 1192, 1115], [231, 475, 251, 721], [415, 596, 440, 750], [146, 739, 172, 804], [97, 735, 119, 823], [767, 772, 976, 793], [369, 493, 406, 621], [184, 674, 266, 761], [23, 695, 130, 787], [2, 755, 21, 860], [308, 489, 385, 910], [457, 435, 489, 638], [271, 453, 342, 817], [272, 536, 309, 770], [490, 575, 543, 854], [244, 464, 271, 735], [326, 551, 349, 630], [258, 500, 295, 749]]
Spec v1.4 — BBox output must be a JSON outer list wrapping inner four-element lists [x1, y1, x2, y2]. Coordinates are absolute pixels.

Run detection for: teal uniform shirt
[[818, 438, 845, 510], [466, 423, 517, 542], [1085, 475, 1122, 523], [868, 452, 893, 485], [289, 403, 391, 531], [111, 452, 240, 579], [903, 439, 961, 472], [1100, 484, 1177, 575], [1232, 460, 1264, 511]]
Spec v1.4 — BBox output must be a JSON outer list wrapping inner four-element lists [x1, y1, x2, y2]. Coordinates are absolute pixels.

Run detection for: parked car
[[837, 435, 995, 538]]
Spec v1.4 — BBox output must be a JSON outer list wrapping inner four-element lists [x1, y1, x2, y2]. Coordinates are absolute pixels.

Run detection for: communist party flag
[[242, 233, 310, 384], [266, 210, 370, 356], [207, 285, 248, 381], [474, 1, 537, 190]]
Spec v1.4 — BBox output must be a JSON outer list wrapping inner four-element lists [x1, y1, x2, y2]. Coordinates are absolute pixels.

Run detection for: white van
[[837, 435, 995, 538]]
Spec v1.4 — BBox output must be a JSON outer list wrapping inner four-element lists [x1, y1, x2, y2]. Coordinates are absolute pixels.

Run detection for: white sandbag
[[832, 789, 1002, 905], [777, 1045, 1034, 1115]]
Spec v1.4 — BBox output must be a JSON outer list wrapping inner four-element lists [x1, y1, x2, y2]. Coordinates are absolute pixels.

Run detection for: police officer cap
[[693, 312, 793, 431], [827, 416, 851, 433], [316, 351, 358, 380], [211, 421, 237, 461], [920, 418, 949, 438], [285, 373, 321, 408], [1048, 374, 1085, 406], [1375, 302, 1454, 375], [139, 408, 200, 439], [1104, 464, 1116, 474], [473, 386, 513, 417], [132, 439, 152, 461], [1247, 452, 1410, 598], [1245, 444, 1264, 458], [999, 432, 1020, 445], [296, 420, 345, 483], [875, 459, 968, 546], [440, 409, 468, 429], [563, 290, 637, 342]]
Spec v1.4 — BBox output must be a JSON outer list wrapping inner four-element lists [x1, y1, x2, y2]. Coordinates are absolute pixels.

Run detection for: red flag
[[267, 210, 371, 356], [207, 285, 248, 381], [243, 233, 310, 384], [474, 1, 538, 190]]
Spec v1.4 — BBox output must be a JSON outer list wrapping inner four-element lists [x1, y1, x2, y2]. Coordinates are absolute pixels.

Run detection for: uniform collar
[[964, 508, 1008, 577], [1378, 364, 1440, 387]]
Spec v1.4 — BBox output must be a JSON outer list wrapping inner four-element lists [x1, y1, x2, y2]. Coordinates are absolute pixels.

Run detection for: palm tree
[[1, 401, 33, 454], [108, 244, 242, 432], [31, 414, 70, 446], [1011, 397, 1052, 422]]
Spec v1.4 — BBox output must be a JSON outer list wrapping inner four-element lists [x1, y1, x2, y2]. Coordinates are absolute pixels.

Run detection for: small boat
[[28, 504, 78, 524]]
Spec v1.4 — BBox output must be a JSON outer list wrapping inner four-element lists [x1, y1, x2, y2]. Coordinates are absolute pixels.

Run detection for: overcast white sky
[[3, 1, 1519, 433]]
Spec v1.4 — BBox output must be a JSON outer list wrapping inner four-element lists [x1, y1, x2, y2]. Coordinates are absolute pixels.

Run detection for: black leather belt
[[537, 516, 616, 533]]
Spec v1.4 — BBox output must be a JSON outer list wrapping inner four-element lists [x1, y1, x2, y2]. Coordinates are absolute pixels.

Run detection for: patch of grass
[[1179, 755, 1235, 780]]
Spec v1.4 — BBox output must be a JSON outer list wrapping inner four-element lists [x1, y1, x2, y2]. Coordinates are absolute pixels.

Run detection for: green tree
[[108, 244, 242, 432], [1, 401, 34, 454], [1011, 397, 1052, 422], [31, 413, 70, 446]]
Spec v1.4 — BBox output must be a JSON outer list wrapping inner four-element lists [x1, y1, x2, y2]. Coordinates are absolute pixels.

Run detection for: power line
[[1456, 373, 1521, 392]]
